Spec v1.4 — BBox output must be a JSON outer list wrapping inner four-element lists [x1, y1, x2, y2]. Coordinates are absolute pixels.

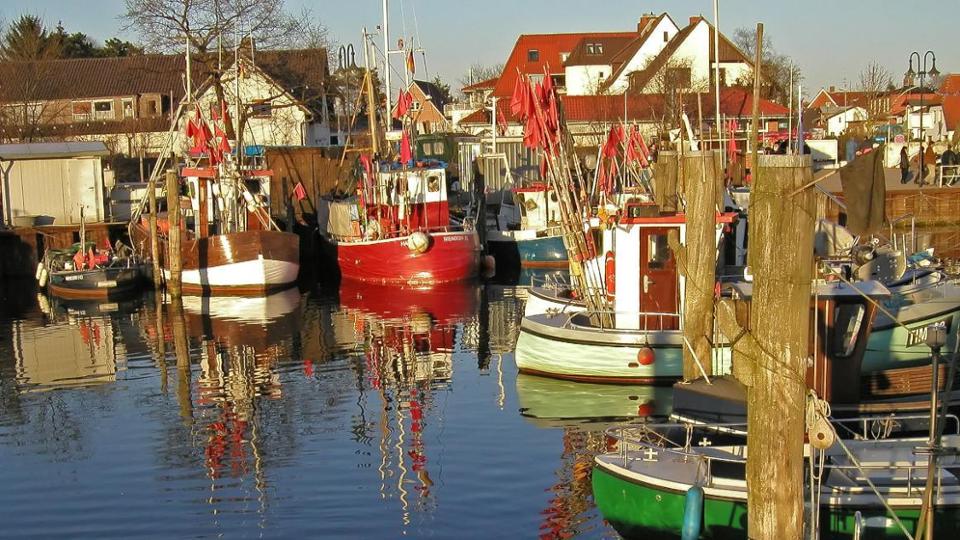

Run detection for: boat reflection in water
[[337, 280, 479, 518], [516, 374, 673, 428]]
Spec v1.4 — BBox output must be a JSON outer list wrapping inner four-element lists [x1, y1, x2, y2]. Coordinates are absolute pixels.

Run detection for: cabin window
[[427, 175, 441, 193], [832, 304, 865, 358], [527, 49, 540, 62], [432, 141, 445, 155], [647, 233, 671, 269]]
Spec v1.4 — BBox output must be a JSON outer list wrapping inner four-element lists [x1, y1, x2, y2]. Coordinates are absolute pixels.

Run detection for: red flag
[[602, 125, 623, 158], [497, 108, 509, 136], [539, 156, 549, 179], [510, 75, 526, 118], [87, 248, 96, 270], [542, 66, 554, 98], [394, 90, 412, 119], [215, 126, 231, 155], [598, 162, 609, 194], [545, 90, 559, 134], [400, 130, 412, 165], [72, 249, 85, 270], [523, 115, 542, 150], [293, 181, 307, 201]]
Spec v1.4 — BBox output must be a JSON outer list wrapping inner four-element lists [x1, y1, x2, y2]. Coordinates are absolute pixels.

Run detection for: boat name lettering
[[65, 275, 84, 281], [906, 317, 952, 348], [442, 235, 465, 242], [96, 280, 118, 288]]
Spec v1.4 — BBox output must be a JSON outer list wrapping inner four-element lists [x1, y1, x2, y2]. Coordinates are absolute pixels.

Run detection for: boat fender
[[604, 251, 615, 296], [35, 262, 45, 281], [681, 485, 704, 540], [637, 347, 655, 366], [407, 231, 430, 254], [38, 267, 49, 288]]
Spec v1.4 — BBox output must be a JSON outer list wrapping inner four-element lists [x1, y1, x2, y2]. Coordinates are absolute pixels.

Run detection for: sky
[[2, 0, 955, 98]]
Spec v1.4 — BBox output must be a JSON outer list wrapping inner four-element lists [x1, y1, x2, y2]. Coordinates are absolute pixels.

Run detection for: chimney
[[689, 16, 703, 26], [829, 85, 835, 93], [637, 13, 656, 33]]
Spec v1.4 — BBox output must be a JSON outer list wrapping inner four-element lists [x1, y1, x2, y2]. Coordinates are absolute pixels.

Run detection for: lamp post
[[906, 51, 940, 144]]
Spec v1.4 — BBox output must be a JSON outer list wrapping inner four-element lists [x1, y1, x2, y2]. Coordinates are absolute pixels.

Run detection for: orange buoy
[[637, 346, 656, 365], [637, 401, 656, 417]]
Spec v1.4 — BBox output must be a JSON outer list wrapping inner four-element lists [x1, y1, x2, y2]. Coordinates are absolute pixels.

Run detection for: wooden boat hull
[[487, 233, 568, 269], [592, 459, 960, 540], [514, 313, 730, 384], [335, 230, 480, 285], [47, 266, 143, 300], [132, 223, 299, 296]]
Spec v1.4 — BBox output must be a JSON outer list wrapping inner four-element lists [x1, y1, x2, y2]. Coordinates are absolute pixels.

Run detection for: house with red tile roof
[[0, 49, 339, 155]]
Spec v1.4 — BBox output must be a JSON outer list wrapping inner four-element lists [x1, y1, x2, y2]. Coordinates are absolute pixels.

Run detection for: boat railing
[[606, 414, 960, 487], [562, 309, 680, 332], [887, 213, 917, 254], [529, 272, 571, 291]]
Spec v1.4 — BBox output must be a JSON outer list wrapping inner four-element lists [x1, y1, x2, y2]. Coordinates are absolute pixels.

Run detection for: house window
[[411, 100, 422, 111], [148, 100, 159, 116], [527, 49, 540, 62], [663, 31, 669, 42], [586, 43, 604, 55], [551, 74, 566, 88], [560, 52, 570, 63], [72, 101, 92, 120], [598, 71, 605, 79], [93, 100, 114, 120], [251, 100, 272, 118], [122, 98, 135, 118]]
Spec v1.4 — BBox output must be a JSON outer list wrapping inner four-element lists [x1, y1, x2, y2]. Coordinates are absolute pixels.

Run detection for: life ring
[[604, 251, 615, 296]]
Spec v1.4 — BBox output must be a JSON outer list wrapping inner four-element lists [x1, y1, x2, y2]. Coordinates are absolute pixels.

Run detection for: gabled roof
[[563, 36, 637, 67], [412, 80, 450, 109], [943, 96, 960, 131], [606, 22, 698, 92], [0, 55, 200, 102], [0, 49, 330, 112], [603, 13, 674, 87], [492, 31, 639, 98], [940, 74, 960, 95], [462, 76, 499, 92]]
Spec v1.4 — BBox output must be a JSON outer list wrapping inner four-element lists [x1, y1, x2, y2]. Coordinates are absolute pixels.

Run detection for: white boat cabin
[[596, 200, 736, 332], [494, 184, 561, 235], [367, 166, 451, 232]]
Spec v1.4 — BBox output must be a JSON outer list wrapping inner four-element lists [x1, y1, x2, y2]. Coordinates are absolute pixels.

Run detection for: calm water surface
[[0, 276, 648, 539]]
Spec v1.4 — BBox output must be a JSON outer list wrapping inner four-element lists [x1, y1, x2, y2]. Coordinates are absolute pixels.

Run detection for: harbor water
[[0, 275, 631, 539]]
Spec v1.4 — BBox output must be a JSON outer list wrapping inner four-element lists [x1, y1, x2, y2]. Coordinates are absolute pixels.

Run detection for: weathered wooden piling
[[718, 154, 817, 540], [164, 169, 182, 297], [155, 293, 168, 393], [652, 150, 679, 212], [669, 150, 721, 380], [147, 177, 162, 290], [169, 296, 192, 422]]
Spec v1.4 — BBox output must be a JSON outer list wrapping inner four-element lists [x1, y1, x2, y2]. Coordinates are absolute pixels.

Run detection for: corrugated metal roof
[[0, 141, 110, 160]]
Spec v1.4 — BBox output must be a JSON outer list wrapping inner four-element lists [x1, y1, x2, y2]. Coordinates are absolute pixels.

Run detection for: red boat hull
[[337, 231, 481, 284]]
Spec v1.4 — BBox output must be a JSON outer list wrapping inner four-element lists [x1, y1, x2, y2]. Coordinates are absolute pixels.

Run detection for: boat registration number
[[65, 275, 85, 282], [442, 235, 465, 242], [96, 280, 118, 288], [99, 303, 119, 312]]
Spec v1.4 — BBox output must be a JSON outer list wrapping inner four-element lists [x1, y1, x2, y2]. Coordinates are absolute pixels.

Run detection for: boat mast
[[382, 0, 392, 123], [363, 28, 380, 156]]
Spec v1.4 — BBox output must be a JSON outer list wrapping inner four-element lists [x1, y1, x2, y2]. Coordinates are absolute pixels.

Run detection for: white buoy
[[38, 267, 49, 288], [35, 262, 44, 281], [406, 231, 430, 254]]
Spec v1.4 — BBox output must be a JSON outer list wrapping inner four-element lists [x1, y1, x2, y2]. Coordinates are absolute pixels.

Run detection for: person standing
[[922, 140, 936, 185], [900, 145, 910, 184]]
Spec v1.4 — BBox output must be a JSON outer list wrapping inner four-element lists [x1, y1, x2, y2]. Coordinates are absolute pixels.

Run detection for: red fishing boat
[[319, 163, 480, 285]]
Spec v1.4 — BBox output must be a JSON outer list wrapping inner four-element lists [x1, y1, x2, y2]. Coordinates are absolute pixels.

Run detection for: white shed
[[0, 141, 110, 226]]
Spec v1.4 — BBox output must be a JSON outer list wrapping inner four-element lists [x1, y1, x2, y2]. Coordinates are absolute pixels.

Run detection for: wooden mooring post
[[719, 154, 817, 539], [670, 150, 722, 380], [164, 169, 182, 297], [169, 296, 192, 422], [147, 177, 162, 290]]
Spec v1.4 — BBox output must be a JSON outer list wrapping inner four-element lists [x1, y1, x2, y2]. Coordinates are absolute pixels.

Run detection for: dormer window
[[528, 49, 540, 62], [586, 43, 604, 55], [560, 52, 570, 63]]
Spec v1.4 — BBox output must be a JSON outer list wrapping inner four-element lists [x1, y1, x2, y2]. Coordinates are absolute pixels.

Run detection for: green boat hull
[[592, 466, 960, 539]]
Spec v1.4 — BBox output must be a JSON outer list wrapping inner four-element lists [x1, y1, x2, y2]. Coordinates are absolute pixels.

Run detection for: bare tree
[[458, 62, 505, 88], [120, 0, 330, 139], [634, 56, 708, 141], [732, 27, 802, 105], [858, 61, 893, 120]]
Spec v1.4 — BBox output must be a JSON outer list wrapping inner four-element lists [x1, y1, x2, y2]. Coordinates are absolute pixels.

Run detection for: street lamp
[[906, 51, 939, 144]]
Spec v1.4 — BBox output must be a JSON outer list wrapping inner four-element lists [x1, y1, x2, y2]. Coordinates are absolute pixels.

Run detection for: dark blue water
[[0, 279, 627, 539]]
